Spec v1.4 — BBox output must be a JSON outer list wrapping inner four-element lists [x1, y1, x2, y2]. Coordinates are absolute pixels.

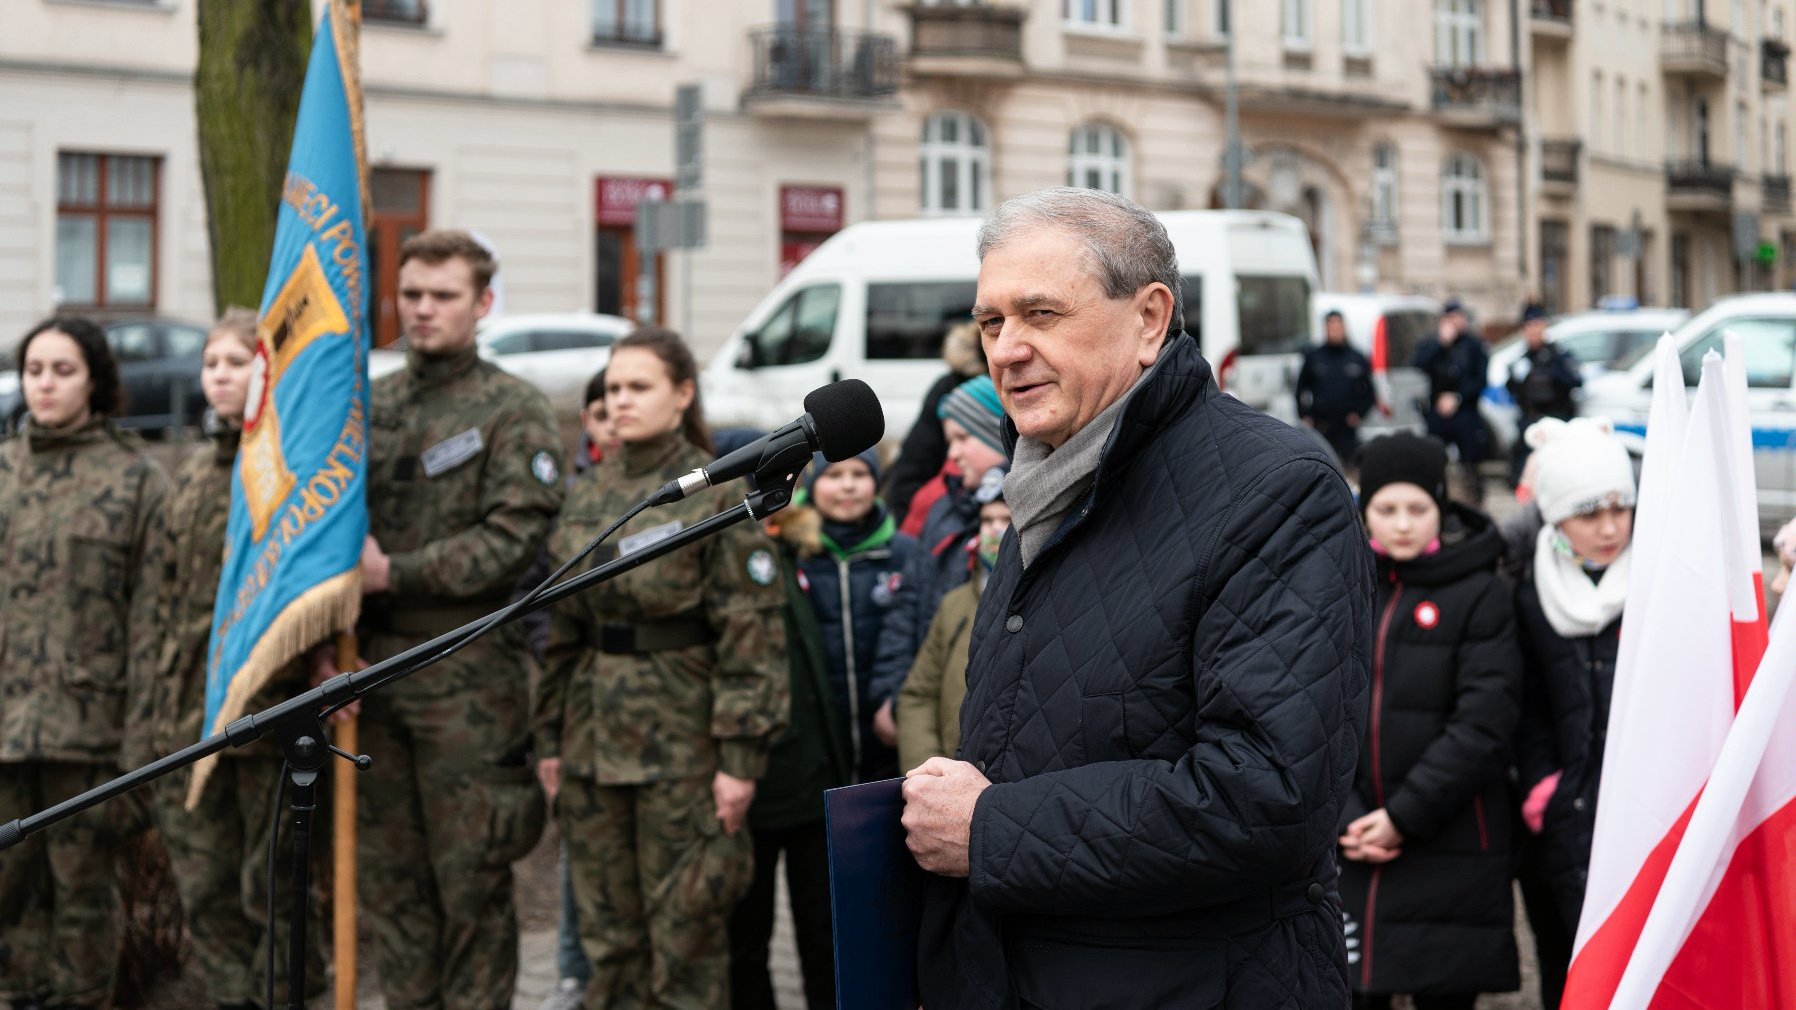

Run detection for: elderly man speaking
[[901, 188, 1373, 1008]]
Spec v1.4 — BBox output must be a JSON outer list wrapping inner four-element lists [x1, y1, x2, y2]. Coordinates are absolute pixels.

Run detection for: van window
[[1678, 319, 1796, 388], [1381, 311, 1436, 368], [1236, 276, 1312, 355], [747, 285, 840, 367], [867, 281, 978, 360], [1177, 277, 1203, 341], [534, 330, 616, 353]]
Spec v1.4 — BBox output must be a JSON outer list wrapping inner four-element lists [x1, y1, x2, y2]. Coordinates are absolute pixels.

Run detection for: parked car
[[1580, 293, 1796, 536], [702, 210, 1319, 435], [0, 317, 211, 435], [475, 312, 634, 412], [1310, 293, 1443, 442], [1481, 305, 1689, 455]]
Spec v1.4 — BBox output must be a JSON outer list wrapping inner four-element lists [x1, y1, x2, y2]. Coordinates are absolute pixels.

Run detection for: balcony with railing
[[1428, 66, 1522, 128], [1530, 0, 1573, 42], [906, 3, 1027, 78], [745, 27, 900, 121], [1665, 159, 1735, 212], [1541, 138, 1580, 195], [1764, 38, 1790, 89], [1661, 21, 1731, 78], [1766, 175, 1792, 214]]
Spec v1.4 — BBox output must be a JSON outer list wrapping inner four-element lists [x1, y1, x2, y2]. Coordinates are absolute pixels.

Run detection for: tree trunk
[[195, 0, 312, 315]]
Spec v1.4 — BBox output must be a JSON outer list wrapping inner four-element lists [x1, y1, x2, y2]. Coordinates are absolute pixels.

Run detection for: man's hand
[[361, 535, 392, 594], [1434, 392, 1460, 418], [306, 644, 362, 725], [901, 757, 990, 877], [537, 757, 562, 802], [714, 771, 756, 835], [1346, 413, 1361, 427], [1339, 807, 1404, 864], [873, 698, 898, 747]]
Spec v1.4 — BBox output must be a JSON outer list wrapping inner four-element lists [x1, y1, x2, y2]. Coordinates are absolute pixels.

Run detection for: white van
[[702, 211, 1319, 435], [1310, 292, 1443, 442]]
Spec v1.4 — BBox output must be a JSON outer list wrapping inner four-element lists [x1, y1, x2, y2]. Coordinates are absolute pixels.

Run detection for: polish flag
[[1562, 347, 1793, 1009]]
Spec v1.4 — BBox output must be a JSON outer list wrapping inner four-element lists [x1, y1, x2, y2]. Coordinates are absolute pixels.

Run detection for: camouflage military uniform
[[359, 345, 563, 1010], [142, 428, 321, 1006], [0, 419, 166, 1008], [538, 431, 789, 1010]]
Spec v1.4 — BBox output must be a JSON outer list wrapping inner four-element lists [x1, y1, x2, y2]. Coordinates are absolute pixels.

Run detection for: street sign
[[1758, 241, 1779, 267], [635, 197, 708, 253], [675, 83, 703, 193]]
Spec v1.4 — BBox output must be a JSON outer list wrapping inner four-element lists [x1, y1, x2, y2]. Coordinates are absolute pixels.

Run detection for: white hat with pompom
[[1526, 416, 1638, 525]]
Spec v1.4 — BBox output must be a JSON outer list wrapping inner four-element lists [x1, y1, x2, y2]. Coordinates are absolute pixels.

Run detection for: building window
[[1372, 142, 1399, 227], [1434, 0, 1483, 67], [363, 0, 427, 24], [1064, 0, 1123, 28], [593, 0, 659, 45], [1067, 122, 1130, 196], [1213, 0, 1230, 36], [1591, 225, 1616, 305], [55, 153, 159, 309], [369, 168, 431, 347], [920, 111, 991, 216], [1344, 0, 1371, 54], [1282, 0, 1311, 48], [1441, 153, 1487, 244], [1166, 0, 1187, 38]]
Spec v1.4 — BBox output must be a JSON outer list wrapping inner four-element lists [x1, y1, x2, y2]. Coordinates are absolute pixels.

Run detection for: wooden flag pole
[[333, 632, 359, 1010]]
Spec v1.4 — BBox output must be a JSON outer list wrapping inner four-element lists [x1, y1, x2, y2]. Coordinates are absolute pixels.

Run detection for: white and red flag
[[1562, 342, 1795, 1009]]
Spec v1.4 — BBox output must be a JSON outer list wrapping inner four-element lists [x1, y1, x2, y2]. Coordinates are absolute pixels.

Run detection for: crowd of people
[[0, 212, 1668, 1010]]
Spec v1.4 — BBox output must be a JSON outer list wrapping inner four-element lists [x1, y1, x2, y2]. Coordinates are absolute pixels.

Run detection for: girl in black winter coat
[[1511, 417, 1637, 1010], [1340, 433, 1523, 1010]]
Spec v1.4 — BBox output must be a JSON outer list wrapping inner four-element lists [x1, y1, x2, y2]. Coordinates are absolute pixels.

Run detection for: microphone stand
[[0, 468, 799, 1010]]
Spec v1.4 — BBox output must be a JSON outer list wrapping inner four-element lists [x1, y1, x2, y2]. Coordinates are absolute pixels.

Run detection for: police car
[[1579, 292, 1796, 536], [1481, 302, 1689, 458]]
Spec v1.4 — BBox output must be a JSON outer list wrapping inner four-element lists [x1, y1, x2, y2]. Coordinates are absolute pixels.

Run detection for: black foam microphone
[[647, 379, 885, 507]]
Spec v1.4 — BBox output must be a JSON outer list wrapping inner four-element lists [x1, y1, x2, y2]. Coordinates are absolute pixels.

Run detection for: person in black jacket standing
[[900, 187, 1373, 1009], [1412, 299, 1489, 502], [1504, 304, 1583, 485], [1297, 310, 1378, 467], [1339, 433, 1522, 1010]]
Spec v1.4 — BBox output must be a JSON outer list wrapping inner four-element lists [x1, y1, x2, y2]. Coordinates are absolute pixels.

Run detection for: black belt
[[598, 613, 715, 655]]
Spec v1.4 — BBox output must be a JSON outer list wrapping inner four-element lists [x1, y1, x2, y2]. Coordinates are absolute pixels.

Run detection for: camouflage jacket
[[361, 345, 563, 724], [537, 432, 789, 784], [142, 429, 306, 762], [0, 418, 167, 765]]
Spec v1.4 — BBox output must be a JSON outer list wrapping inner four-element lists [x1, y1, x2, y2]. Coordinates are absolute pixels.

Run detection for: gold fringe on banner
[[185, 568, 363, 809]]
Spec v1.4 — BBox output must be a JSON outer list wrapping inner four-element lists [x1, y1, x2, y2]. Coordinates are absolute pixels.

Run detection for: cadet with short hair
[[535, 326, 789, 1010], [0, 317, 168, 1010], [358, 230, 564, 1010]]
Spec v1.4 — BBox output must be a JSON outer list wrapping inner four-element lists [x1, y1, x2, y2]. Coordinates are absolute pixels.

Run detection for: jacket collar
[[405, 342, 481, 385], [619, 430, 688, 477], [23, 415, 108, 454], [1374, 501, 1505, 587]]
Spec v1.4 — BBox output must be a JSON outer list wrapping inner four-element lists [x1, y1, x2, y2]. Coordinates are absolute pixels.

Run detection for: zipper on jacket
[[1361, 573, 1402, 992], [838, 556, 863, 782], [1474, 795, 1489, 852]]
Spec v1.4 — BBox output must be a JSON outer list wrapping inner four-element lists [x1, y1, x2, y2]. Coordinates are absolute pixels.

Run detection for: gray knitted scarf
[[1004, 388, 1132, 567]]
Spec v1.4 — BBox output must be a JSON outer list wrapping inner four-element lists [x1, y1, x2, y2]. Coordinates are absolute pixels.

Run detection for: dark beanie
[[1358, 432, 1449, 512]]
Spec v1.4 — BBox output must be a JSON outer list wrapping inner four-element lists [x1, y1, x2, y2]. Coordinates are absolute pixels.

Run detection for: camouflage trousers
[[0, 762, 122, 1008], [151, 754, 327, 1006], [356, 671, 542, 1010], [562, 773, 753, 1010]]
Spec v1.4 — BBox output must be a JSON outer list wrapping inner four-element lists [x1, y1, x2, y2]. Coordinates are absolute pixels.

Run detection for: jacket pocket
[[1011, 932, 1226, 1009], [1079, 690, 1126, 763]]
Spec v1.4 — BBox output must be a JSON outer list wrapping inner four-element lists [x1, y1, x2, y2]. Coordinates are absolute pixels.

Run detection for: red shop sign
[[596, 176, 674, 226], [780, 185, 844, 233]]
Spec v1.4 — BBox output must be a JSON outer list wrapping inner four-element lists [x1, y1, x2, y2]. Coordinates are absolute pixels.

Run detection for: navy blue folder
[[824, 777, 926, 1010]]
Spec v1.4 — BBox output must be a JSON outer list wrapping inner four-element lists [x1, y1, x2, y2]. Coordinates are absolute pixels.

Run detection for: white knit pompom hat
[[1526, 416, 1638, 525]]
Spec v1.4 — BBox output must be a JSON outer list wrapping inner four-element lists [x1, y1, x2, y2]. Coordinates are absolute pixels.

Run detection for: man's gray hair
[[976, 187, 1183, 333]]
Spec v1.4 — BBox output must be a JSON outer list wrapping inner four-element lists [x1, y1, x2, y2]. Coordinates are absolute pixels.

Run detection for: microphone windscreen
[[804, 379, 884, 462]]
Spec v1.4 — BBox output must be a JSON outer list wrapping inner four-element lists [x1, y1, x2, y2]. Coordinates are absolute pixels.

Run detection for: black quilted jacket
[[917, 333, 1375, 1010]]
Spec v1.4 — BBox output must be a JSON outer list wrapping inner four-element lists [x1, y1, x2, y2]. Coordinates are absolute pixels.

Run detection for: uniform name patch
[[747, 549, 777, 586], [420, 428, 484, 478], [619, 520, 684, 557]]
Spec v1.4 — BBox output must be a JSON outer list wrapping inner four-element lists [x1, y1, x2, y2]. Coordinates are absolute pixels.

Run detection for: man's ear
[[1135, 282, 1174, 365]]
